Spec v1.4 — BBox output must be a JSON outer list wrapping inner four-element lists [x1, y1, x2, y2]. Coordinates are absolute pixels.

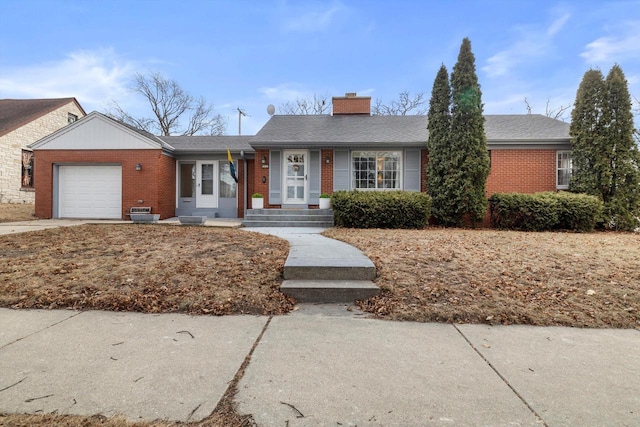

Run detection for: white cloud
[[547, 13, 570, 37], [580, 22, 640, 64], [0, 48, 137, 112], [259, 82, 315, 102], [281, 2, 344, 33], [482, 12, 571, 78]]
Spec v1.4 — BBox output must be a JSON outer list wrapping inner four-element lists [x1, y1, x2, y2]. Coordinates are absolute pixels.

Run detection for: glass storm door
[[196, 161, 217, 208], [283, 150, 308, 204]]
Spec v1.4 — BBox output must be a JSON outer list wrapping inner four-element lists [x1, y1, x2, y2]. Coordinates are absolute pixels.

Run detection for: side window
[[68, 113, 78, 124], [21, 150, 34, 189], [219, 160, 237, 198], [557, 151, 572, 189]]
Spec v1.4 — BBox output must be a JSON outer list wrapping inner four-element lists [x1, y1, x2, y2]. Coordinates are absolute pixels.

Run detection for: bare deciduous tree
[[107, 72, 227, 136], [279, 93, 331, 115], [524, 97, 571, 121], [372, 90, 427, 115]]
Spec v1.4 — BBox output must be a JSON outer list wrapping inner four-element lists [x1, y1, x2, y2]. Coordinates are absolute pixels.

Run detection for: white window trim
[[556, 150, 572, 190], [351, 150, 403, 191]]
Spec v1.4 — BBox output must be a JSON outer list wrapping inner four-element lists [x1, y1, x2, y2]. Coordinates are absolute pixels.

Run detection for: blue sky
[[1, 0, 638, 135]]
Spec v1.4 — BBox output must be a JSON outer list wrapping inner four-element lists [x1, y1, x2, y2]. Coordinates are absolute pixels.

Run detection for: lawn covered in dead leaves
[[0, 203, 34, 222], [323, 228, 640, 329], [0, 224, 293, 315]]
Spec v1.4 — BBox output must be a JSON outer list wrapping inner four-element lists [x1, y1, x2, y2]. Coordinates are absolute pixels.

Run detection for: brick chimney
[[332, 92, 371, 115]]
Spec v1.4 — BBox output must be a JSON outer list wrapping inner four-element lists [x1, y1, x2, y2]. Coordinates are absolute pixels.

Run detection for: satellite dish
[[267, 104, 275, 116]]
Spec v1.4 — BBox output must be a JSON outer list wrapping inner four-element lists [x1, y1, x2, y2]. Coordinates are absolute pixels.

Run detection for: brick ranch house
[[30, 94, 571, 220], [0, 98, 86, 204]]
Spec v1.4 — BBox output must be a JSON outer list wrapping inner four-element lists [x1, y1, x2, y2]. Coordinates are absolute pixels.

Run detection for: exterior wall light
[[261, 155, 267, 164], [325, 156, 331, 164], [136, 163, 142, 171]]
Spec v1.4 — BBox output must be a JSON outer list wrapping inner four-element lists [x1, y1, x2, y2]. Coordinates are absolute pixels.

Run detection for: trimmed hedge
[[489, 192, 603, 232], [332, 191, 431, 229]]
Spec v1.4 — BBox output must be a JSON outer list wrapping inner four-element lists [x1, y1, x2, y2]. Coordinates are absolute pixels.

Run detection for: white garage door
[[59, 165, 122, 219]]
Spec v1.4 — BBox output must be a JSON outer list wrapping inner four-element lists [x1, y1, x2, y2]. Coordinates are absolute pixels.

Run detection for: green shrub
[[489, 192, 603, 232], [539, 192, 603, 232], [332, 191, 431, 229], [489, 193, 559, 231]]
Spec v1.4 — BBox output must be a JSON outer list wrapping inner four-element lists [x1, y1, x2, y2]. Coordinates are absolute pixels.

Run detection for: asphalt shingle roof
[[158, 135, 254, 152], [0, 98, 85, 137], [252, 114, 570, 147]]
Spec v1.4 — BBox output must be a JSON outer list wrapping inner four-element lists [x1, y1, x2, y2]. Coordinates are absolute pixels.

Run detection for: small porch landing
[[242, 208, 334, 227]]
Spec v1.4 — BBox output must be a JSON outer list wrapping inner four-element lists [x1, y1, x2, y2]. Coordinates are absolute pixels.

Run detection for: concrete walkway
[[1, 307, 639, 426]]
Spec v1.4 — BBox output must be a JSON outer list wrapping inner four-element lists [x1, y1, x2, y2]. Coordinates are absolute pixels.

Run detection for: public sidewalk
[[1, 307, 639, 426]]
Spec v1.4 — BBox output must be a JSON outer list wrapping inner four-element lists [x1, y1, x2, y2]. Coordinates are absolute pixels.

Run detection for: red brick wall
[[156, 153, 176, 219], [332, 96, 371, 115], [237, 159, 254, 218], [33, 149, 176, 219], [321, 149, 334, 195], [486, 149, 558, 197], [253, 149, 271, 207]]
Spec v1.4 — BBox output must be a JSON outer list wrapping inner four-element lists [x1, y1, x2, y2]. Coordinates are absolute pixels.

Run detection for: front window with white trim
[[557, 151, 572, 189], [352, 151, 402, 190]]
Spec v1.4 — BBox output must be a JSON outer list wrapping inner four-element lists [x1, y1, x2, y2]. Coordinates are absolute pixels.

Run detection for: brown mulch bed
[[323, 227, 640, 329], [0, 224, 293, 316], [0, 203, 35, 222]]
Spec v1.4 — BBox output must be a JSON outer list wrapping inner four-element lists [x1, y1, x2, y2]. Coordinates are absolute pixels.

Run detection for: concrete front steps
[[242, 209, 334, 227], [279, 234, 379, 303]]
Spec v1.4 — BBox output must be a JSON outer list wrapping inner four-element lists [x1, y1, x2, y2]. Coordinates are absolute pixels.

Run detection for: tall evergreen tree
[[570, 66, 640, 230], [569, 69, 606, 195], [602, 65, 640, 230], [445, 37, 490, 226], [426, 64, 451, 223]]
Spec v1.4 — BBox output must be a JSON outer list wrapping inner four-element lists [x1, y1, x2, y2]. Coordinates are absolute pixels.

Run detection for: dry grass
[[0, 413, 252, 427], [323, 227, 640, 329], [0, 203, 35, 222], [0, 224, 293, 315]]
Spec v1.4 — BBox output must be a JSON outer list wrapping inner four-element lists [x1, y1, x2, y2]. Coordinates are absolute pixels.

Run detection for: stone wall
[[0, 102, 85, 203]]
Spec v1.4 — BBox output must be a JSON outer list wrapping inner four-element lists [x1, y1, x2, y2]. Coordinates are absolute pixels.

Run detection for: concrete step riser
[[245, 215, 333, 222], [280, 280, 380, 303], [243, 209, 334, 227], [247, 209, 333, 216], [284, 266, 376, 281], [243, 221, 334, 227]]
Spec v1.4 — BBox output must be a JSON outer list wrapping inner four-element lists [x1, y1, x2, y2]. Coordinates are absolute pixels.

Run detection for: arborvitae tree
[[569, 69, 606, 195], [570, 66, 640, 230], [426, 64, 452, 223], [602, 65, 640, 230], [445, 37, 490, 226]]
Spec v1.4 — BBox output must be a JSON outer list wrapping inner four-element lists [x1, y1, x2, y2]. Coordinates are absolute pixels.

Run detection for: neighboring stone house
[[0, 98, 86, 203], [30, 94, 571, 223]]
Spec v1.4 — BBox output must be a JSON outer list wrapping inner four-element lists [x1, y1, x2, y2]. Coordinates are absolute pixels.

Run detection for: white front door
[[196, 161, 217, 208], [283, 150, 308, 204]]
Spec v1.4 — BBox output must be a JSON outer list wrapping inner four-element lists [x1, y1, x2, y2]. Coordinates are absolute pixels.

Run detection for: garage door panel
[[59, 166, 122, 219]]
